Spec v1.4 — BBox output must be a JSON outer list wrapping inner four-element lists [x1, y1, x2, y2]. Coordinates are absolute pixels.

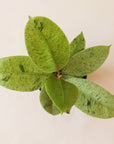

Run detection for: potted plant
[[0, 16, 114, 118]]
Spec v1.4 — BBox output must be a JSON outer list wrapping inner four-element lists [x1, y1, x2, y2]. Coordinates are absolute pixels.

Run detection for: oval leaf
[[25, 16, 70, 73], [0, 56, 48, 91], [45, 75, 79, 113], [65, 76, 114, 119], [63, 45, 111, 77], [40, 87, 60, 115], [70, 32, 85, 57]]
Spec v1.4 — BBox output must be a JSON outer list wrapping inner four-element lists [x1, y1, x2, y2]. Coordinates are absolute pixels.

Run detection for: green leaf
[[63, 45, 111, 77], [45, 75, 79, 113], [70, 32, 85, 57], [65, 75, 114, 119], [0, 56, 48, 91], [40, 87, 60, 115], [25, 16, 70, 73]]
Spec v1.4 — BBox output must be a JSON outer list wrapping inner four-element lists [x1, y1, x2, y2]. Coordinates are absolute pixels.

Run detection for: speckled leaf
[[45, 75, 79, 113], [70, 32, 85, 57], [25, 16, 70, 73], [65, 76, 114, 119], [40, 87, 60, 115], [0, 56, 48, 91], [63, 45, 110, 77]]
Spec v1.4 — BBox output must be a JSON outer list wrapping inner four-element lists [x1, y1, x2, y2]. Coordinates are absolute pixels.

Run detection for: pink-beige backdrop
[[0, 0, 114, 144]]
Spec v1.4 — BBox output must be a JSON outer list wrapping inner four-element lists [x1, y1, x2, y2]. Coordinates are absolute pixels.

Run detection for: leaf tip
[[80, 31, 84, 35], [28, 16, 32, 20], [107, 44, 112, 54], [108, 44, 112, 49], [61, 111, 64, 115]]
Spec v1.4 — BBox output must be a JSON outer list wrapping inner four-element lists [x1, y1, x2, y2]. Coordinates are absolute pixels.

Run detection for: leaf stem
[[59, 77, 66, 81], [52, 70, 65, 80]]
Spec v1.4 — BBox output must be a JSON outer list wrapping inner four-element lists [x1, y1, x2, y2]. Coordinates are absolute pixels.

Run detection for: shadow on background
[[88, 67, 114, 94]]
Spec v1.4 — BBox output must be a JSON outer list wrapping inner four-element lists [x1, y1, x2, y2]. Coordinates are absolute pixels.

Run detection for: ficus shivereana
[[0, 16, 114, 118]]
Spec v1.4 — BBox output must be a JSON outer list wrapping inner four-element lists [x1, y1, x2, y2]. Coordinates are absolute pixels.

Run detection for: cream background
[[0, 0, 114, 144]]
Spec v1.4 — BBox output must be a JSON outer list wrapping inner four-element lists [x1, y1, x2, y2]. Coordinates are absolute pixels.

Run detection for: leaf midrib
[[59, 79, 65, 109], [0, 72, 47, 76], [38, 27, 59, 71]]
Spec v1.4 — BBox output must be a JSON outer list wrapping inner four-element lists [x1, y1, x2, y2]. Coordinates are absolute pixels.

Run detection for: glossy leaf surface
[[25, 16, 70, 73], [63, 45, 110, 77], [0, 56, 48, 91], [65, 76, 114, 119], [45, 75, 79, 113]]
